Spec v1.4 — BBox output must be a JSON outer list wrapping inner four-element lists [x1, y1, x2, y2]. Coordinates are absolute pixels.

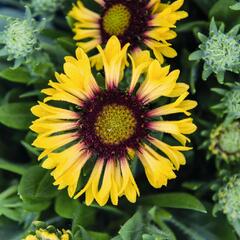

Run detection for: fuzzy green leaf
[[55, 191, 79, 219], [189, 50, 203, 61], [0, 67, 32, 84], [0, 102, 34, 130], [18, 165, 57, 201], [230, 2, 240, 10], [118, 212, 144, 240]]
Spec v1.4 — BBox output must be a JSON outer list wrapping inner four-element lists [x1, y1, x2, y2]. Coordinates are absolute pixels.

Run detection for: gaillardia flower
[[214, 174, 240, 236], [23, 221, 71, 240], [212, 84, 240, 121], [68, 0, 188, 67], [31, 37, 197, 206], [189, 18, 240, 83], [30, 0, 65, 17], [209, 121, 240, 163], [0, 8, 43, 68]]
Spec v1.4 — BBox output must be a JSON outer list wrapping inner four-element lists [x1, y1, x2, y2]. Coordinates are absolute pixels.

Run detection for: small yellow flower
[[68, 0, 188, 68], [36, 229, 59, 240], [23, 235, 38, 240], [31, 36, 197, 206], [23, 228, 71, 240]]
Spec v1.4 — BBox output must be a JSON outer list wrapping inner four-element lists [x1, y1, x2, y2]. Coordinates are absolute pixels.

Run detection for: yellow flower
[[36, 229, 59, 240], [68, 0, 188, 68], [31, 36, 197, 206], [23, 235, 38, 240], [23, 229, 70, 240], [22, 222, 71, 240]]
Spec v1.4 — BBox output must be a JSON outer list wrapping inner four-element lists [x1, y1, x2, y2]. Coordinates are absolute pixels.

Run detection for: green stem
[[0, 158, 26, 175], [0, 185, 18, 200]]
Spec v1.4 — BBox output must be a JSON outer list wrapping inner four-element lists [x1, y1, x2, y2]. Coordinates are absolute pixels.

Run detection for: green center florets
[[217, 174, 240, 223], [103, 4, 131, 36], [95, 104, 137, 145], [31, 0, 63, 16], [203, 32, 240, 73], [219, 124, 240, 154], [225, 90, 240, 115], [4, 19, 38, 60], [210, 122, 240, 162]]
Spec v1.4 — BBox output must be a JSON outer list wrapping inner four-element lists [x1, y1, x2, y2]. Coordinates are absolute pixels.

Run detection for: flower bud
[[209, 121, 240, 162]]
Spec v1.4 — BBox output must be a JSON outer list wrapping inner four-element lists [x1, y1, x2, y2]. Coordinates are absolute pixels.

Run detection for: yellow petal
[[166, 83, 189, 97], [129, 50, 153, 93], [148, 92, 197, 116], [150, 137, 191, 170], [74, 160, 104, 203], [137, 61, 179, 103], [31, 102, 79, 120], [33, 133, 78, 160], [97, 36, 129, 89], [53, 151, 90, 197], [96, 160, 113, 206], [138, 144, 176, 188]]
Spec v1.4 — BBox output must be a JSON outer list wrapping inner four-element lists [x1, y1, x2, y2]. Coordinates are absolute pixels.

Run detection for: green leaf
[[198, 32, 208, 42], [90, 204, 125, 216], [89, 231, 110, 240], [118, 212, 144, 240], [72, 205, 96, 233], [18, 165, 57, 201], [22, 197, 51, 212], [209, 18, 218, 34], [140, 193, 207, 213], [66, 16, 75, 29], [0, 158, 26, 175], [21, 141, 39, 156], [57, 37, 76, 54], [74, 226, 93, 240], [202, 65, 212, 80], [189, 50, 203, 61], [182, 181, 204, 191], [0, 102, 34, 130], [0, 67, 32, 84], [0, 220, 23, 240], [173, 203, 238, 240], [0, 185, 26, 222], [230, 2, 240, 10], [176, 21, 208, 33], [216, 71, 225, 84], [55, 191, 79, 219], [209, 0, 240, 26], [192, 0, 217, 14]]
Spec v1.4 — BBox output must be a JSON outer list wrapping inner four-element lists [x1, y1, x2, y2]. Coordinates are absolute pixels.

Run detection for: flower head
[[30, 0, 64, 17], [189, 18, 240, 83], [212, 84, 240, 120], [214, 174, 240, 236], [22, 222, 71, 240], [68, 0, 188, 67], [31, 36, 197, 206], [0, 8, 43, 68], [209, 121, 240, 163]]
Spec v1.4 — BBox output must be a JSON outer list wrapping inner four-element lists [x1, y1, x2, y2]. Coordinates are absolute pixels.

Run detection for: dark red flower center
[[100, 0, 151, 49], [80, 89, 149, 160]]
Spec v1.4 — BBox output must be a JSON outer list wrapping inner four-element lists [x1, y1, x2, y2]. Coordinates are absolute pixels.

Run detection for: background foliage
[[0, 0, 239, 239]]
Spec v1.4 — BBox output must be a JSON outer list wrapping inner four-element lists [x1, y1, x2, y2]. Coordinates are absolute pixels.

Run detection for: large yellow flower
[[31, 36, 197, 206], [68, 0, 188, 67]]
